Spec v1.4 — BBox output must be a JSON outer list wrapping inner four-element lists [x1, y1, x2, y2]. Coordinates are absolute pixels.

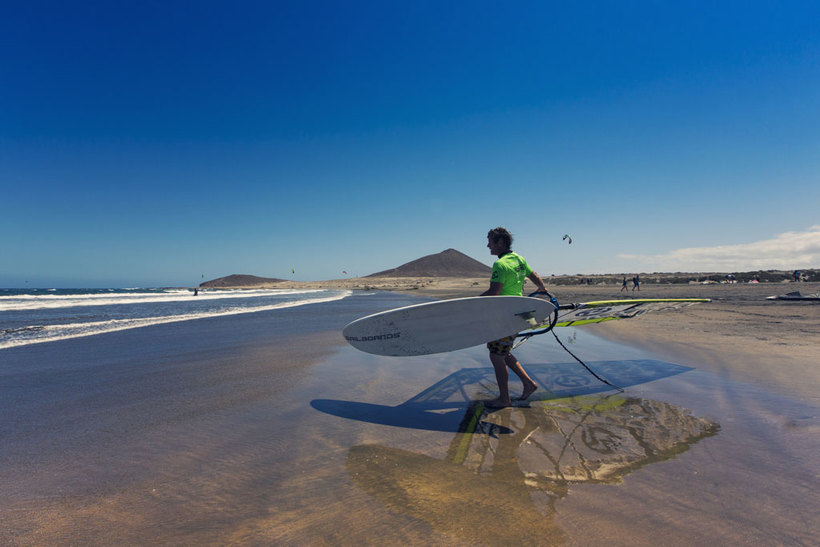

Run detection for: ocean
[[0, 287, 354, 350]]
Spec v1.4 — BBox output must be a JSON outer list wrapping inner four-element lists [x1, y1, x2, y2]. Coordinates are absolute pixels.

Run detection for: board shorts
[[487, 335, 516, 355]]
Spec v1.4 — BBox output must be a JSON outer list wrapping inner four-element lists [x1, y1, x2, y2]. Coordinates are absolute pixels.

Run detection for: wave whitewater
[[0, 289, 352, 350]]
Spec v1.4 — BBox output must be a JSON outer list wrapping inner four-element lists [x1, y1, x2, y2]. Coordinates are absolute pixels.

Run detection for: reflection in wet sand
[[313, 359, 697, 432], [347, 395, 718, 543], [348, 443, 567, 544]]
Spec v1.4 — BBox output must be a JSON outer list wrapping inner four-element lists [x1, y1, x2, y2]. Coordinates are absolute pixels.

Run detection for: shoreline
[[198, 276, 487, 295]]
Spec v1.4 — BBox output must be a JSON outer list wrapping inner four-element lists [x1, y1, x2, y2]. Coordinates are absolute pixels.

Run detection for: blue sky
[[2, 1, 818, 287]]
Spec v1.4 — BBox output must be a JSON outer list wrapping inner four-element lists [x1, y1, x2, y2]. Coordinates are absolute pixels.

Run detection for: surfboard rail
[[343, 296, 710, 356]]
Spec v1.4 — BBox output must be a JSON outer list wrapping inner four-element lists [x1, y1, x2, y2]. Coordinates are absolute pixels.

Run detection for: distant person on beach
[[793, 270, 801, 282], [481, 227, 549, 408], [620, 277, 628, 292], [632, 275, 640, 291]]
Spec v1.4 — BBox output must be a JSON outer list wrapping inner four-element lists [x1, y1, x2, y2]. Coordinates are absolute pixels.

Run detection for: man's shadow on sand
[[311, 359, 692, 433]]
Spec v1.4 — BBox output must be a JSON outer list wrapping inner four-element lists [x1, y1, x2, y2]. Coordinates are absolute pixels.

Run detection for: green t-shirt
[[490, 252, 533, 296]]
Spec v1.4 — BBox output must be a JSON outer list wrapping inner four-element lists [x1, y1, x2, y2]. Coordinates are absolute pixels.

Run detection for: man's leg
[[488, 352, 512, 407], [505, 353, 538, 400]]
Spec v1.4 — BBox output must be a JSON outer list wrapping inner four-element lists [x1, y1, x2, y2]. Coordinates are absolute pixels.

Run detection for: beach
[[1, 281, 818, 544], [283, 276, 819, 404]]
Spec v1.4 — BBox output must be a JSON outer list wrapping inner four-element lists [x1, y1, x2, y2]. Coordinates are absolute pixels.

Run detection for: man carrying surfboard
[[481, 227, 549, 408]]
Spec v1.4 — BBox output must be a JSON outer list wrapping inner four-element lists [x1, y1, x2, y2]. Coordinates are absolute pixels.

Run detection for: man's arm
[[481, 282, 503, 296], [528, 271, 548, 293]]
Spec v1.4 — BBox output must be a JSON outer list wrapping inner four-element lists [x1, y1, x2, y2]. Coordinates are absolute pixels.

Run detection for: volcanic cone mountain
[[367, 249, 491, 278]]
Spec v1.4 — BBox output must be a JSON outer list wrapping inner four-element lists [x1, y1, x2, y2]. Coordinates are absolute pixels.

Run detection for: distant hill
[[200, 274, 286, 288], [367, 248, 491, 278]]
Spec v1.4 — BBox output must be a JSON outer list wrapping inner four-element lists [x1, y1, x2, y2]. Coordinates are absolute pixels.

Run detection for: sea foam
[[0, 289, 352, 349]]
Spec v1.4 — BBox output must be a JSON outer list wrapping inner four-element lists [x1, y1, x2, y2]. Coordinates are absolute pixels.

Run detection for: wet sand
[[1, 284, 818, 544]]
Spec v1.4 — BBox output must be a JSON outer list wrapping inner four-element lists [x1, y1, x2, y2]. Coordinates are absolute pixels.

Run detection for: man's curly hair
[[487, 227, 513, 251]]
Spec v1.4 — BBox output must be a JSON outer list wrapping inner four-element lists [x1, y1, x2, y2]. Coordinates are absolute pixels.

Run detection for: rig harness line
[[517, 291, 623, 392]]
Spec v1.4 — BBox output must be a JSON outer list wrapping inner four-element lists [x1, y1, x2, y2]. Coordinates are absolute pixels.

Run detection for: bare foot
[[519, 382, 538, 401], [483, 397, 511, 408]]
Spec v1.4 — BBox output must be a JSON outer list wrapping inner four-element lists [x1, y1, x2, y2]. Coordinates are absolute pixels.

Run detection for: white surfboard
[[343, 296, 556, 356]]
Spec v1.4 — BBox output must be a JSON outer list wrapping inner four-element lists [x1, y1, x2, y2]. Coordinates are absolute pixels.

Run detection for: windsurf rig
[[516, 293, 711, 391]]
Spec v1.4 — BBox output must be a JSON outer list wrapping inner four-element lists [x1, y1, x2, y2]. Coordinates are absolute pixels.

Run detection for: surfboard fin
[[514, 310, 539, 327]]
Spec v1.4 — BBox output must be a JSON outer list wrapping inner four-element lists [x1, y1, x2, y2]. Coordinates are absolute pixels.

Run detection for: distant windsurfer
[[481, 227, 549, 408]]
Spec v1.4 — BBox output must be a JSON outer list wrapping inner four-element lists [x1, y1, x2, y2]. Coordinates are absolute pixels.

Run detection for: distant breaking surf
[[0, 288, 353, 349]]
